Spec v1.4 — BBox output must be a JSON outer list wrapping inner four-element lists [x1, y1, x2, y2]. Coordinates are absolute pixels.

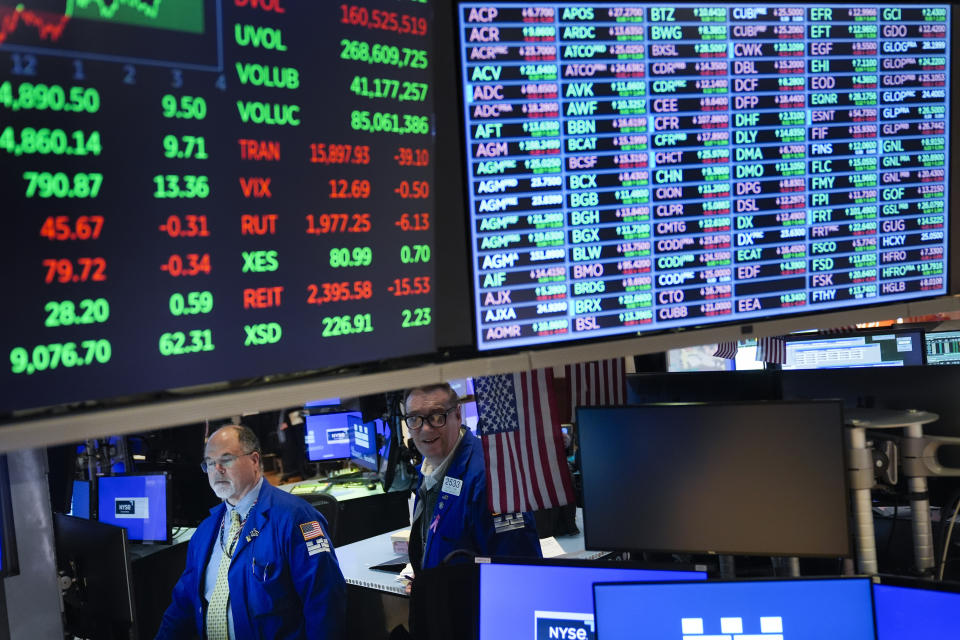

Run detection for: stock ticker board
[[0, 0, 435, 412], [459, 4, 951, 350]]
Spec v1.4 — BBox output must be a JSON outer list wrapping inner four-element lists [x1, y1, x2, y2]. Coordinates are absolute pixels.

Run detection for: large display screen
[[578, 402, 849, 556], [458, 3, 951, 350], [782, 328, 925, 369], [0, 0, 435, 413], [593, 578, 876, 640]]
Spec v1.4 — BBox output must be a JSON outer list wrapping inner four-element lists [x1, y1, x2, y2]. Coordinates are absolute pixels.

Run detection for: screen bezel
[[305, 411, 361, 463], [780, 327, 928, 369], [95, 471, 171, 545], [449, 0, 957, 356], [592, 576, 878, 640], [577, 400, 851, 557]]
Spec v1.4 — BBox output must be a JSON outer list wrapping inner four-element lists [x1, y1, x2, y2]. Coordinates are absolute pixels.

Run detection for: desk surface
[[335, 508, 602, 595], [280, 477, 385, 502]]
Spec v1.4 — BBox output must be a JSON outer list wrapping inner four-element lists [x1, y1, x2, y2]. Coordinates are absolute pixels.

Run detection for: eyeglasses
[[201, 451, 255, 473], [402, 406, 458, 431]]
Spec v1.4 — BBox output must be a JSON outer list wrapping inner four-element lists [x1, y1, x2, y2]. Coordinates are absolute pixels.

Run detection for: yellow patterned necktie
[[206, 510, 242, 640]]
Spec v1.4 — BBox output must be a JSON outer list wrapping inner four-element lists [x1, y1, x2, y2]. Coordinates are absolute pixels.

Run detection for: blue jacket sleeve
[[285, 511, 347, 640], [154, 535, 203, 639], [470, 481, 542, 560]]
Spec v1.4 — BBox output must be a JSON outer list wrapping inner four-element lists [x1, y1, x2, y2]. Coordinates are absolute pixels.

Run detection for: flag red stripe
[[527, 370, 555, 509], [538, 368, 571, 504], [516, 372, 543, 511]]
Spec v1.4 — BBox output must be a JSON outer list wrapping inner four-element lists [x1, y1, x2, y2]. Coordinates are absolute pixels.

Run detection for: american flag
[[474, 368, 574, 514], [299, 520, 323, 541], [756, 336, 787, 365], [565, 358, 627, 416], [713, 341, 738, 360]]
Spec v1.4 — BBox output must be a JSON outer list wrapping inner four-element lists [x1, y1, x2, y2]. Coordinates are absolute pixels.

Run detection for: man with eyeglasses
[[404, 383, 540, 576], [156, 424, 346, 639]]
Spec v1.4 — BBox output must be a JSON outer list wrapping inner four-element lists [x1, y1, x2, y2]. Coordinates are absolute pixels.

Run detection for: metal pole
[[847, 426, 878, 575], [904, 422, 935, 572]]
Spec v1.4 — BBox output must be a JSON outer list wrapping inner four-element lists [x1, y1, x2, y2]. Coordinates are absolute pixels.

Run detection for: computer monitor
[[873, 577, 960, 640], [96, 473, 170, 544], [350, 418, 385, 472], [924, 330, 960, 366], [0, 455, 18, 578], [578, 401, 849, 556], [667, 345, 733, 373], [593, 578, 876, 640], [69, 479, 92, 519], [306, 412, 361, 462], [54, 513, 136, 639], [626, 370, 781, 404], [782, 330, 926, 370], [479, 560, 706, 640]]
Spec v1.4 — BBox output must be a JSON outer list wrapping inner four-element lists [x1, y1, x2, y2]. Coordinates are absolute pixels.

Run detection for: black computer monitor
[[781, 329, 926, 370], [873, 576, 960, 640], [924, 330, 960, 366], [306, 411, 361, 462], [69, 479, 92, 519], [479, 559, 706, 640], [0, 455, 18, 578], [578, 401, 849, 556], [593, 577, 876, 640], [626, 370, 781, 404], [96, 473, 171, 544], [54, 513, 136, 639]]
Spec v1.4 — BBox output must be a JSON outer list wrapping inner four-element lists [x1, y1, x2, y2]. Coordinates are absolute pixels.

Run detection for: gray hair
[[402, 383, 459, 411], [208, 424, 263, 468]]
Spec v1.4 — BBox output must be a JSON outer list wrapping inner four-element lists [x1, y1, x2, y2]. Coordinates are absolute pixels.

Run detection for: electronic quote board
[[0, 0, 436, 413], [458, 3, 951, 350]]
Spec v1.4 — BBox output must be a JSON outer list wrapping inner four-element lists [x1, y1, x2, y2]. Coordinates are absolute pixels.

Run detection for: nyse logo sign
[[682, 616, 783, 640], [534, 611, 595, 640], [327, 428, 349, 444], [114, 497, 149, 519]]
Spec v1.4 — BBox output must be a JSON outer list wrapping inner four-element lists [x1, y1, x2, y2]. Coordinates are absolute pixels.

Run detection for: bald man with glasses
[[403, 383, 541, 575], [156, 425, 346, 640]]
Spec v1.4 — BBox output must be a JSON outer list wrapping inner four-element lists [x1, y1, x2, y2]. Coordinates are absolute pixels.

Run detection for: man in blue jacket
[[155, 425, 346, 639], [404, 383, 541, 573]]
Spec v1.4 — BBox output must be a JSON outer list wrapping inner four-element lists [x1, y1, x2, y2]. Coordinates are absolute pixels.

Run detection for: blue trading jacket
[[155, 482, 346, 639], [413, 429, 541, 570]]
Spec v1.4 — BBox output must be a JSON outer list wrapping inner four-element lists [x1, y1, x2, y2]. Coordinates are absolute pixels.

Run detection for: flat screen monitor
[[306, 412, 361, 462], [782, 329, 925, 369], [54, 513, 136, 639], [479, 560, 706, 640], [0, 1, 437, 414], [350, 418, 385, 471], [593, 578, 876, 640], [457, 3, 951, 352], [667, 344, 733, 372], [924, 330, 960, 365], [0, 455, 17, 577], [69, 479, 92, 519], [873, 578, 960, 640], [578, 401, 849, 556], [96, 473, 170, 544]]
